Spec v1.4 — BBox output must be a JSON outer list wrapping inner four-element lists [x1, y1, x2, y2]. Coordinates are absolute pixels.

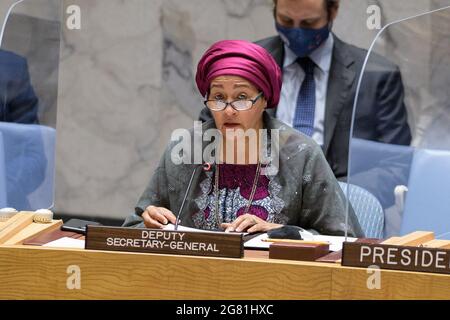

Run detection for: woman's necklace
[[214, 161, 262, 228]]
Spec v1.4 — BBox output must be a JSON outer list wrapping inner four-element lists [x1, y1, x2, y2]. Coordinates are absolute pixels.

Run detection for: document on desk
[[163, 224, 356, 251], [163, 223, 248, 235], [163, 224, 215, 233], [244, 233, 357, 252], [43, 237, 85, 249], [244, 233, 271, 249]]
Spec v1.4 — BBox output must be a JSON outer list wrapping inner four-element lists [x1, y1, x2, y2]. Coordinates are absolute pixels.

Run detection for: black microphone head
[[135, 207, 144, 216], [267, 225, 303, 240]]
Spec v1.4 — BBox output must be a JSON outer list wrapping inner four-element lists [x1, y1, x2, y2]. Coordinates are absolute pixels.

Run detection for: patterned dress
[[193, 164, 285, 230]]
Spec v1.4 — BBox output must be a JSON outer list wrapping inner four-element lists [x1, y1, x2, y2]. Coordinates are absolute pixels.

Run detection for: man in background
[[0, 49, 39, 124], [0, 49, 44, 210]]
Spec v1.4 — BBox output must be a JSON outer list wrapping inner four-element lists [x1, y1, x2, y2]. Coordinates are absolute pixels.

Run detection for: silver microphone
[[174, 165, 200, 231]]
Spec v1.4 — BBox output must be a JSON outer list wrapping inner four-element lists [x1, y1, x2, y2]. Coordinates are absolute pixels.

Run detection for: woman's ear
[[260, 103, 268, 116]]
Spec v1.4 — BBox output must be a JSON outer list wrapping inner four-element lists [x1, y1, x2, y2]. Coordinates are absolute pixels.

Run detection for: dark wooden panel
[[342, 242, 450, 275], [85, 225, 244, 258]]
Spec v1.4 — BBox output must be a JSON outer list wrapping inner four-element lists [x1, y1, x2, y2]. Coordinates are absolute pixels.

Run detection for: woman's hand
[[142, 205, 177, 229], [220, 214, 283, 233]]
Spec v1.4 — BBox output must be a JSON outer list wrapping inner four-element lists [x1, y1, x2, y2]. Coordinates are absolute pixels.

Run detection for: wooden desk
[[0, 245, 449, 300]]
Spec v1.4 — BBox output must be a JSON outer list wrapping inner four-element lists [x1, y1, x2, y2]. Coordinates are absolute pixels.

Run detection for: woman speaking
[[123, 40, 363, 237]]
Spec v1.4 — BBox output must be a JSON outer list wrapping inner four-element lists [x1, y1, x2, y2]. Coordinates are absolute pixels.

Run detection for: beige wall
[[1, 0, 58, 26], [0, 0, 16, 23]]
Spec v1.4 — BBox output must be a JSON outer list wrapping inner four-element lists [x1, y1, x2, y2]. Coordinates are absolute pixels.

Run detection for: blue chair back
[[339, 181, 384, 239], [0, 122, 55, 210]]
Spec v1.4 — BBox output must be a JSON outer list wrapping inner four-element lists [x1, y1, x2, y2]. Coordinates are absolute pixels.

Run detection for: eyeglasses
[[204, 92, 263, 111]]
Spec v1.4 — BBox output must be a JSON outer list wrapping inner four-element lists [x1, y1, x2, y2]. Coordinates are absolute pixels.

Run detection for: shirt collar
[[283, 33, 334, 73]]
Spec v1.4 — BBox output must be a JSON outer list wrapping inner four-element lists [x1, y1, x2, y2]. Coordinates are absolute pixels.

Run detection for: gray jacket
[[123, 112, 364, 237]]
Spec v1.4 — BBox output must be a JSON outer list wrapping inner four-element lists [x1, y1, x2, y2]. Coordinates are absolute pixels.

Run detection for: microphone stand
[[174, 165, 200, 231]]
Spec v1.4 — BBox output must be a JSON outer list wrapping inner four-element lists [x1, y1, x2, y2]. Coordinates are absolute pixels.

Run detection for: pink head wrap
[[195, 40, 282, 108]]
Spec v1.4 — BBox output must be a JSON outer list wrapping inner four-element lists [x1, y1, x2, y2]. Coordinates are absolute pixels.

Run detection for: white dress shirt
[[276, 34, 334, 146]]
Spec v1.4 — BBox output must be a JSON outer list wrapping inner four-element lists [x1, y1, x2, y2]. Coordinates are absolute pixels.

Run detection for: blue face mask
[[276, 22, 331, 58]]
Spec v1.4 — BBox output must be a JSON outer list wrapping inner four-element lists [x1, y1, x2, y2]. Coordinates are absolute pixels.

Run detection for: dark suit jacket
[[0, 49, 39, 124], [0, 50, 43, 210], [199, 35, 412, 179]]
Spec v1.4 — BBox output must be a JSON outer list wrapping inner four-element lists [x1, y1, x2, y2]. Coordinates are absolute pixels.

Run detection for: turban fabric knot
[[195, 40, 282, 108]]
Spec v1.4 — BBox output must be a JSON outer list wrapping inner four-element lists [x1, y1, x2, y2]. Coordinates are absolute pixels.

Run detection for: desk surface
[[0, 245, 449, 299]]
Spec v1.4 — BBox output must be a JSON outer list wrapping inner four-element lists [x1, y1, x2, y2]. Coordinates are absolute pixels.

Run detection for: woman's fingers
[[158, 207, 177, 224], [248, 222, 283, 234], [142, 210, 164, 229], [247, 223, 265, 234], [220, 223, 232, 230], [146, 206, 169, 224], [223, 214, 261, 232], [235, 217, 257, 232], [223, 214, 247, 232], [144, 206, 177, 227]]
